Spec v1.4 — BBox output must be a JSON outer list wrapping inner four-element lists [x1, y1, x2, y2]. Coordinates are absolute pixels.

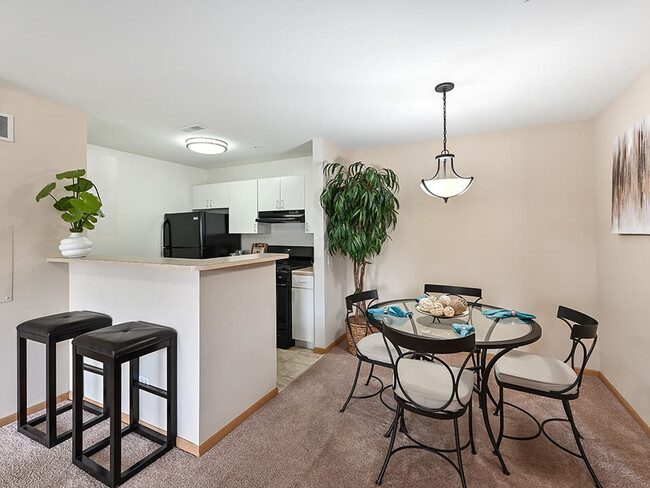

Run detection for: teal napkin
[[482, 309, 536, 320], [414, 295, 427, 303], [368, 306, 413, 318], [452, 323, 475, 337]]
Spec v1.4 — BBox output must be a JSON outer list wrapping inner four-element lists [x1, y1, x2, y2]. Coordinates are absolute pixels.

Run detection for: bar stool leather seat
[[73, 321, 177, 358], [17, 310, 111, 340]]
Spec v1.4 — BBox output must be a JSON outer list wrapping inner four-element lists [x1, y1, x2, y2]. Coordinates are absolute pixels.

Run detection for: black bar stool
[[72, 321, 177, 488], [16, 310, 112, 448]]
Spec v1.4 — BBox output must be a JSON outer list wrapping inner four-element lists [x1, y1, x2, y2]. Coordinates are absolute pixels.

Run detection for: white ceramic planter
[[59, 232, 92, 258]]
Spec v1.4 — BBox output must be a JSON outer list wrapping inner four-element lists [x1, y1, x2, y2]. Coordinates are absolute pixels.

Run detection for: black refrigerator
[[163, 211, 241, 259]]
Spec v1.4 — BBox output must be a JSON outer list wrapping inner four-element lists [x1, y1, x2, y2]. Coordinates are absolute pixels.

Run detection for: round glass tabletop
[[367, 299, 541, 349]]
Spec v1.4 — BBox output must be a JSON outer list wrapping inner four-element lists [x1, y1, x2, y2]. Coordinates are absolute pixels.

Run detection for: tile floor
[[277, 347, 323, 391]]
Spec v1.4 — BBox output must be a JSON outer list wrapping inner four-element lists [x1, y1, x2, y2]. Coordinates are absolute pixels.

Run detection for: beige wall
[[0, 87, 86, 418], [348, 121, 599, 365], [594, 66, 650, 425]]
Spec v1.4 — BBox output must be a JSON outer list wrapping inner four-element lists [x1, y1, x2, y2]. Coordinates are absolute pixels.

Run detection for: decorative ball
[[443, 306, 455, 317], [449, 297, 468, 314], [431, 302, 445, 316], [437, 295, 452, 307], [419, 296, 435, 311]]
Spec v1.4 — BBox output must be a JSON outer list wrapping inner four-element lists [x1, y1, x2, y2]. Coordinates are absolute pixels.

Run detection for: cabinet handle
[[276, 199, 280, 209], [305, 222, 309, 232], [253, 223, 257, 232], [281, 199, 284, 209], [209, 199, 213, 207], [206, 199, 209, 207]]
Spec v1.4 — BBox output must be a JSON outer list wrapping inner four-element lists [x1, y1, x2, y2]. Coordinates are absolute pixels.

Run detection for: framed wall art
[[611, 114, 650, 234]]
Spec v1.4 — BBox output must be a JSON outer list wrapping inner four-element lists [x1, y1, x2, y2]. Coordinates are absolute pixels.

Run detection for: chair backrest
[[423, 283, 482, 304], [557, 305, 598, 392], [344, 289, 379, 351], [381, 325, 475, 414]]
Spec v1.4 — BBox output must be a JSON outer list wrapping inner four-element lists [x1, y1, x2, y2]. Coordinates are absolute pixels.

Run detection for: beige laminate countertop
[[291, 266, 314, 276], [47, 253, 289, 272]]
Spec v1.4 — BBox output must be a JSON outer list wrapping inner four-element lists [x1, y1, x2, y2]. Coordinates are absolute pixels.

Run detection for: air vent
[[0, 113, 14, 142], [180, 124, 206, 133]]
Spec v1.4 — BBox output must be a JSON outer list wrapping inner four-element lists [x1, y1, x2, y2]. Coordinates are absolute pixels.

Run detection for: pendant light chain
[[442, 90, 448, 154]]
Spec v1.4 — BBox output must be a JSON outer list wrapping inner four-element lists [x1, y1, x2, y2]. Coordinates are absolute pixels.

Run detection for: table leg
[[479, 348, 512, 475]]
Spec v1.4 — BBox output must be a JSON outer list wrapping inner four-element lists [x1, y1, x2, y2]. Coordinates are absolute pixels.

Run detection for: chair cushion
[[17, 311, 112, 340], [394, 359, 474, 412], [72, 321, 176, 359], [494, 350, 577, 393], [356, 333, 397, 365]]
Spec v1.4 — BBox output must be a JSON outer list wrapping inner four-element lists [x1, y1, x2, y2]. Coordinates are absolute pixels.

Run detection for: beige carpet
[[1, 343, 649, 487]]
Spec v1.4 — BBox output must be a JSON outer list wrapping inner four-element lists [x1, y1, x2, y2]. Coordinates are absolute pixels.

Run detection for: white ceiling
[[2, 0, 650, 168]]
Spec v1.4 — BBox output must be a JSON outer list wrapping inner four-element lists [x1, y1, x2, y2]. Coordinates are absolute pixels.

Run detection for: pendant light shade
[[421, 82, 473, 202]]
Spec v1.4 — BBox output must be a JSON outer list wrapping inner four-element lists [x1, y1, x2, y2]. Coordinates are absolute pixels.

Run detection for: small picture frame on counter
[[251, 242, 268, 254]]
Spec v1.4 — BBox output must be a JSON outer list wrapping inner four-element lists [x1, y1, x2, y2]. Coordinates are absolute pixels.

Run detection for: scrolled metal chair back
[[423, 283, 483, 306], [557, 305, 599, 393], [344, 289, 379, 350], [381, 325, 476, 414]]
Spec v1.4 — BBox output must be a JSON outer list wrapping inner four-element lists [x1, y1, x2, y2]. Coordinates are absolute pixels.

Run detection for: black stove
[[268, 245, 314, 349]]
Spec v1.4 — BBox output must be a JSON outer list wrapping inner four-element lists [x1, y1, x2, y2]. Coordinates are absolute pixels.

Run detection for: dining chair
[[423, 283, 483, 305], [493, 306, 601, 487], [376, 324, 476, 487], [340, 290, 395, 414]]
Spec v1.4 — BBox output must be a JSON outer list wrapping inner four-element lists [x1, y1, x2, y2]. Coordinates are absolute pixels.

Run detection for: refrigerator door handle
[[162, 218, 172, 255]]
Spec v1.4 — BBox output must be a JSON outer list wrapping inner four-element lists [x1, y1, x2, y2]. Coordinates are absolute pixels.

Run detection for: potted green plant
[[320, 161, 399, 354], [36, 169, 104, 258]]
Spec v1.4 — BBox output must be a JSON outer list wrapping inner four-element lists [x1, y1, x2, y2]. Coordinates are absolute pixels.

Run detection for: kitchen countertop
[[47, 253, 289, 272], [292, 266, 313, 276]]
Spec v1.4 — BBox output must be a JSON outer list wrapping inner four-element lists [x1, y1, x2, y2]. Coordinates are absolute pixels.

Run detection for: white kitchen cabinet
[[257, 178, 281, 211], [304, 174, 316, 234], [192, 183, 229, 209], [257, 176, 305, 211], [229, 180, 266, 234], [292, 274, 314, 344]]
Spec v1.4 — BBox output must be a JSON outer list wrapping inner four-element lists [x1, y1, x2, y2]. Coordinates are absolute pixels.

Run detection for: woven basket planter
[[346, 315, 380, 355]]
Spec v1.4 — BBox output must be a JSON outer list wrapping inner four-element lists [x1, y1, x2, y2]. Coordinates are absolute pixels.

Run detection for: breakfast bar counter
[[49, 253, 288, 456]]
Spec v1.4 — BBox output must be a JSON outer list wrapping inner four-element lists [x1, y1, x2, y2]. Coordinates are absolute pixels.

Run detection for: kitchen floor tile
[[277, 349, 299, 361], [277, 376, 293, 392], [277, 360, 310, 379], [291, 351, 322, 366]]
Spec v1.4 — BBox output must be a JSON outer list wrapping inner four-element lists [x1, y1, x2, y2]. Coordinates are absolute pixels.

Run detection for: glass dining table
[[366, 298, 542, 474]]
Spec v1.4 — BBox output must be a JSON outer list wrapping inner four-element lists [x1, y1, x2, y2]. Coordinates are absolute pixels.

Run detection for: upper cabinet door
[[229, 179, 263, 234], [280, 176, 305, 210], [192, 183, 229, 209], [257, 177, 281, 211]]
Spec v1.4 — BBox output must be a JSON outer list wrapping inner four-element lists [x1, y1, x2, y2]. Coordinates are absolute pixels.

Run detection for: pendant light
[[420, 82, 473, 202]]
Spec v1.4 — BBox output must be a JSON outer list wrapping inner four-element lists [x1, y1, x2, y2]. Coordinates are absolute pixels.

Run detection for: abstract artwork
[[611, 115, 650, 234]]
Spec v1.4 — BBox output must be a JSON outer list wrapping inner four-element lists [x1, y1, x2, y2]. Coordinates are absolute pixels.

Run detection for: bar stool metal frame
[[72, 322, 177, 488], [17, 312, 111, 448]]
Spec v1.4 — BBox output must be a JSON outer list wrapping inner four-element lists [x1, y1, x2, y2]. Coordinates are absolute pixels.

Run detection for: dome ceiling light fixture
[[420, 82, 474, 202], [185, 137, 228, 155]]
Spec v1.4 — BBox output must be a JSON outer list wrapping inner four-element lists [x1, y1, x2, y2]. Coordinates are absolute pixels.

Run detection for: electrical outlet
[[138, 375, 150, 385]]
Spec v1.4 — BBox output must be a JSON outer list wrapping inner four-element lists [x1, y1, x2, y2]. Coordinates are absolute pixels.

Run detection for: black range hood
[[256, 210, 305, 224]]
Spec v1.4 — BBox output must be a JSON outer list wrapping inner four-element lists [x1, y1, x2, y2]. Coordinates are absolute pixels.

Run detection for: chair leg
[[108, 360, 122, 487], [167, 338, 178, 446], [562, 400, 602, 488], [340, 358, 362, 413], [376, 405, 400, 485], [17, 335, 27, 429], [72, 348, 84, 462], [454, 418, 468, 488], [365, 363, 375, 386], [45, 340, 57, 447], [496, 385, 505, 451], [468, 400, 476, 455], [129, 358, 140, 428]]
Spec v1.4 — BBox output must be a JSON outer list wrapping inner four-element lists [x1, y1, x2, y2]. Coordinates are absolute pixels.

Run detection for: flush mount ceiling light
[[185, 137, 228, 155], [420, 82, 473, 202]]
